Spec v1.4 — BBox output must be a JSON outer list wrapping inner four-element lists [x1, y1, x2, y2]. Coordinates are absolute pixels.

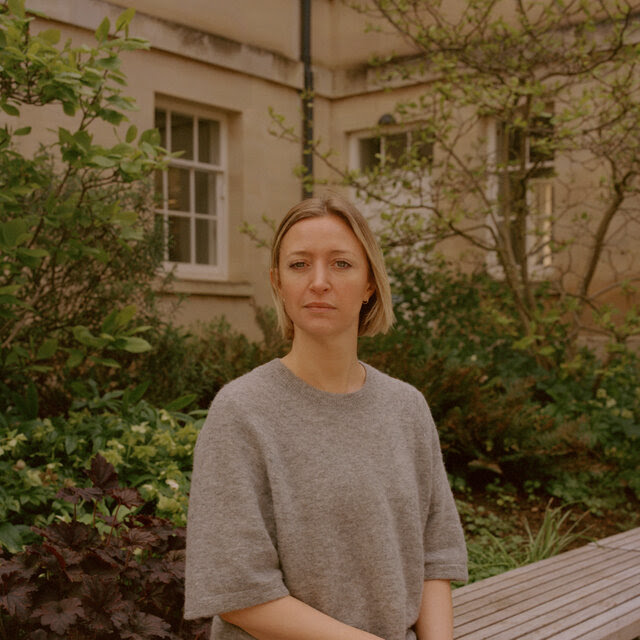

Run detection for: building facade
[[9, 0, 640, 340]]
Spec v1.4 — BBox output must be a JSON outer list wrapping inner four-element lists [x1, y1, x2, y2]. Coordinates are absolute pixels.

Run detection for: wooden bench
[[453, 526, 640, 640]]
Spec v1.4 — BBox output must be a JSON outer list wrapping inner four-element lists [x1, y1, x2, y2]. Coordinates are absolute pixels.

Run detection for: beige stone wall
[[6, 0, 637, 340]]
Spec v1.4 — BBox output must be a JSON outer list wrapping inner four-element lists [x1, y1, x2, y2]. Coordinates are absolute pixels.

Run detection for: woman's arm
[[221, 595, 384, 640], [414, 580, 454, 640]]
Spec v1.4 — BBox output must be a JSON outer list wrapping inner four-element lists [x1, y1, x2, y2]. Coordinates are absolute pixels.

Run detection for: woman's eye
[[289, 261, 307, 269], [335, 260, 351, 269]]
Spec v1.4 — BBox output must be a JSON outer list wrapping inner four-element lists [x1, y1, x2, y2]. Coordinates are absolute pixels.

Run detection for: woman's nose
[[309, 265, 330, 291]]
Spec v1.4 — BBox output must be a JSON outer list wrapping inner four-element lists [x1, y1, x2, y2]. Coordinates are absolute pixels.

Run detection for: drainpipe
[[300, 0, 314, 199]]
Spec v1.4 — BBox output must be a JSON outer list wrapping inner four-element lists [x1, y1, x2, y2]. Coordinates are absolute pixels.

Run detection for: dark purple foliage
[[0, 454, 210, 640]]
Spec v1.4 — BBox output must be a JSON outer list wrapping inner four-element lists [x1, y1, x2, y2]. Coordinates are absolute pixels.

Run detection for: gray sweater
[[185, 359, 468, 640]]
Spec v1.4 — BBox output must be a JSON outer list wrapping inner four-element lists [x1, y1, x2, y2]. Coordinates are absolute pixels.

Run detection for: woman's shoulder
[[212, 359, 283, 408], [363, 362, 426, 405]]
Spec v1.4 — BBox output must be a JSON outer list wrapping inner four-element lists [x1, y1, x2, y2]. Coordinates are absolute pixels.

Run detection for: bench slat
[[552, 595, 640, 640], [455, 547, 635, 617], [455, 553, 639, 630], [455, 569, 640, 639], [453, 526, 640, 640]]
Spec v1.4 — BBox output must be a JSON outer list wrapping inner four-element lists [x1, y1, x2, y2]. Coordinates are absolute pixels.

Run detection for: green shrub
[[0, 454, 210, 640], [0, 1, 167, 415], [134, 308, 288, 408], [0, 389, 204, 551]]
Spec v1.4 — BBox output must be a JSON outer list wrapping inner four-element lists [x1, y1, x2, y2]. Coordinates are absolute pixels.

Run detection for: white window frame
[[155, 99, 228, 281], [486, 114, 554, 278]]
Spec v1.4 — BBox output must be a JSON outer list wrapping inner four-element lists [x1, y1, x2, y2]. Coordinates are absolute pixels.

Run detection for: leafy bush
[[357, 258, 640, 504], [134, 308, 288, 409], [0, 390, 204, 551], [0, 454, 210, 640], [0, 1, 167, 415]]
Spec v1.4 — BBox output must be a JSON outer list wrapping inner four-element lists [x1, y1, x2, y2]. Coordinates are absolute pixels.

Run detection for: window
[[488, 110, 555, 273], [357, 129, 433, 173], [350, 127, 434, 221], [155, 104, 227, 279]]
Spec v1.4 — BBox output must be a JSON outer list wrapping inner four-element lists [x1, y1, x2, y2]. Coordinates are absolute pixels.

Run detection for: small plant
[[521, 502, 590, 564], [0, 454, 210, 639], [462, 501, 590, 583]]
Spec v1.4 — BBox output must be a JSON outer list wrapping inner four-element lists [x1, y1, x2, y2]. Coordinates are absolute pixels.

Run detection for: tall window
[[155, 104, 227, 278], [489, 110, 555, 272]]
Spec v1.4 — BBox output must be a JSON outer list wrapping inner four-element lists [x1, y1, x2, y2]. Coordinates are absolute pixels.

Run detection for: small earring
[[363, 298, 369, 304]]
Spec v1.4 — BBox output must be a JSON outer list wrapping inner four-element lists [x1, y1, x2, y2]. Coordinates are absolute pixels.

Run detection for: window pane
[[196, 218, 217, 265], [154, 214, 166, 257], [199, 118, 220, 164], [168, 215, 191, 263], [385, 133, 407, 165], [195, 171, 217, 215], [155, 109, 166, 148], [168, 167, 190, 211], [413, 131, 434, 166], [171, 112, 194, 159], [359, 136, 381, 172], [154, 169, 164, 207], [530, 115, 554, 164]]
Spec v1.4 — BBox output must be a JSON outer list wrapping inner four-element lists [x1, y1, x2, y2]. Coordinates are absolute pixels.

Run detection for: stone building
[[10, 0, 640, 341]]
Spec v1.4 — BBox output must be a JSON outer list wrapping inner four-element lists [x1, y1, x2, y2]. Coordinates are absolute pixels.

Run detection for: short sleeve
[[184, 391, 289, 619], [420, 397, 469, 583]]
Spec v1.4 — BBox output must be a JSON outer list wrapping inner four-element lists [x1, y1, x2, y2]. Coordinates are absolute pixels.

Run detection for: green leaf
[[65, 434, 78, 455], [101, 109, 125, 125], [165, 394, 197, 411], [95, 16, 110, 42], [114, 304, 137, 328], [17, 248, 49, 261], [1, 103, 20, 117], [0, 285, 21, 296], [125, 125, 138, 143], [73, 130, 92, 151], [119, 336, 151, 353], [0, 522, 25, 554], [65, 349, 84, 369], [14, 126, 31, 136], [72, 325, 105, 348], [89, 154, 118, 168], [36, 338, 58, 360], [0, 220, 28, 248], [115, 7, 136, 31], [7, 0, 25, 19], [37, 28, 61, 45], [123, 380, 150, 406], [90, 357, 121, 368], [112, 210, 138, 225]]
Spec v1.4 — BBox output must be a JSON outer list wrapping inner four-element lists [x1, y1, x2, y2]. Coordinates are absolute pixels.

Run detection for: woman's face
[[274, 214, 375, 342]]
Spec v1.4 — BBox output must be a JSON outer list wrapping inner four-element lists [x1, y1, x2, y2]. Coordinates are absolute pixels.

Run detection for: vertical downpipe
[[301, 0, 314, 198]]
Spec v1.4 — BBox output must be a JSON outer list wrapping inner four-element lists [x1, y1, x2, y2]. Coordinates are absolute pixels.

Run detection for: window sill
[[155, 277, 254, 298]]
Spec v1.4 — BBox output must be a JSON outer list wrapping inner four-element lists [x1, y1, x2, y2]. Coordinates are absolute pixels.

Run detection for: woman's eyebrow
[[284, 248, 360, 257]]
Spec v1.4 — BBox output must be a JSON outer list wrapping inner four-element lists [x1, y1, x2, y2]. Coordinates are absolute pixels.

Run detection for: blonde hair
[[270, 194, 395, 340]]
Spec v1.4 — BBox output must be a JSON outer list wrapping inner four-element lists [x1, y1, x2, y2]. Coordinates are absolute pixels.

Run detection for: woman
[[184, 194, 468, 640]]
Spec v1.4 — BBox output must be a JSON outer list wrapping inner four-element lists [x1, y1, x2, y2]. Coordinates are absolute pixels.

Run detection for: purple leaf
[[85, 454, 118, 490], [31, 597, 84, 635]]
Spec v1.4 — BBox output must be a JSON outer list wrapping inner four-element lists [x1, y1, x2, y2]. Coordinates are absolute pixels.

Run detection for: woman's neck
[[281, 335, 365, 394]]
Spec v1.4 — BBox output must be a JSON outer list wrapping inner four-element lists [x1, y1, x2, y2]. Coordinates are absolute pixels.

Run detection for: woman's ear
[[365, 280, 376, 301]]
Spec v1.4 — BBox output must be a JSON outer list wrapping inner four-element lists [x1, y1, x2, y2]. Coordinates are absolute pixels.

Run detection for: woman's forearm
[[220, 595, 384, 640], [414, 580, 454, 640]]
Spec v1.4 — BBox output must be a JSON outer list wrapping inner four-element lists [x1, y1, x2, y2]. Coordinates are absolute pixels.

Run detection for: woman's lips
[[304, 302, 335, 309]]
